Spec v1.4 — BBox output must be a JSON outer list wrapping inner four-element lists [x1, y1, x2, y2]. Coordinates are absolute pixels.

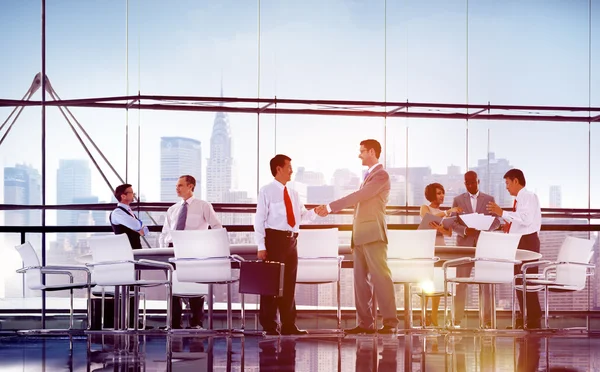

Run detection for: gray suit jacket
[[329, 164, 390, 247], [452, 192, 500, 247]]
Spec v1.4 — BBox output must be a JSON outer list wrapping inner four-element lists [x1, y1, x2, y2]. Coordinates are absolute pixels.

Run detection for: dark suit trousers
[[171, 296, 205, 329], [514, 232, 542, 324], [259, 229, 298, 331]]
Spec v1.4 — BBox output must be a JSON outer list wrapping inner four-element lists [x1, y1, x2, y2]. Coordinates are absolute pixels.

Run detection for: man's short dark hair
[[114, 183, 132, 202], [464, 170, 478, 180], [270, 154, 291, 177], [424, 183, 445, 203], [180, 175, 196, 191], [503, 169, 526, 187], [360, 139, 382, 158]]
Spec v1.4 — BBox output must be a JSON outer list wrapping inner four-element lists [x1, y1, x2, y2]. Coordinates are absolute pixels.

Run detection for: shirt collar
[[366, 163, 381, 175], [469, 191, 479, 199], [117, 202, 131, 210], [181, 195, 196, 205], [516, 188, 527, 198], [273, 180, 286, 190]]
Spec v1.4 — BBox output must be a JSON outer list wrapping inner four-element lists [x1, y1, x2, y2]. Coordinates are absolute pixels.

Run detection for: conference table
[[130, 244, 542, 331]]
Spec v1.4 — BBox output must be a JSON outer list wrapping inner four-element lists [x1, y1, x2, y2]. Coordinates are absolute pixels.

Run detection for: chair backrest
[[89, 234, 135, 285], [15, 242, 43, 290], [387, 230, 437, 283], [171, 228, 234, 283], [554, 236, 595, 288], [296, 228, 340, 283], [473, 231, 522, 283]]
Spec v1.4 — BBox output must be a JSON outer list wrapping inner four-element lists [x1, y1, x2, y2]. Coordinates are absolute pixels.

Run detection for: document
[[457, 213, 495, 231], [418, 213, 456, 230]]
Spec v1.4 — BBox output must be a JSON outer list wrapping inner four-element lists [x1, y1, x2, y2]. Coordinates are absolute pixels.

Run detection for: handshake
[[314, 205, 329, 217]]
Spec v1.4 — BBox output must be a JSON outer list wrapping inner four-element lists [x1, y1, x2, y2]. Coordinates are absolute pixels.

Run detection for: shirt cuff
[[257, 243, 266, 251], [326, 204, 332, 213]]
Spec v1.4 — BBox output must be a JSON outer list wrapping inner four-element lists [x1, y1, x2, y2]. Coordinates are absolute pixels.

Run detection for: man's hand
[[465, 227, 477, 236], [486, 201, 503, 216], [257, 250, 267, 260], [315, 205, 329, 217]]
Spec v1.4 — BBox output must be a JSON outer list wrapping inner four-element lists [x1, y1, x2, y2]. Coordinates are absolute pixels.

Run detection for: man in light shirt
[[160, 175, 222, 329], [110, 183, 149, 249], [487, 168, 542, 329], [255, 154, 316, 336]]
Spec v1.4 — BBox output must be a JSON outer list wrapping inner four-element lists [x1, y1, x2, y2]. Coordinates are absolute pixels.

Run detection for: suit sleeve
[[488, 196, 502, 231], [328, 171, 389, 213], [451, 197, 467, 237]]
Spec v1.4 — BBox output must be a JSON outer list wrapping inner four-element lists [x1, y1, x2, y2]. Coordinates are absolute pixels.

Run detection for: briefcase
[[239, 260, 284, 297]]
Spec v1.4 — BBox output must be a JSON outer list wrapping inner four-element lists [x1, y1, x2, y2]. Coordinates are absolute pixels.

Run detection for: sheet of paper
[[458, 213, 495, 230]]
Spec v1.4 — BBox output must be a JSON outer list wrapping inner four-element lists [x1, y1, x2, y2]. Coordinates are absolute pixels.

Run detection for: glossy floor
[[0, 332, 598, 371]]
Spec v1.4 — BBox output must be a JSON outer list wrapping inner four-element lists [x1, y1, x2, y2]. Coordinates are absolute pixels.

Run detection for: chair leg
[[421, 292, 426, 329], [522, 277, 528, 330], [69, 289, 74, 329], [337, 280, 341, 330], [240, 293, 245, 330], [165, 283, 172, 331], [443, 278, 448, 329], [478, 284, 484, 330], [511, 280, 516, 329], [544, 287, 549, 329], [227, 283, 233, 330], [86, 285, 91, 330], [141, 292, 147, 330], [100, 288, 105, 330], [491, 285, 497, 329]]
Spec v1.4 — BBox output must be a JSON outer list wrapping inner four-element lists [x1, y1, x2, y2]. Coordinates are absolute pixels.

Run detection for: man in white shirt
[[160, 175, 222, 329], [255, 154, 315, 336], [487, 168, 542, 329]]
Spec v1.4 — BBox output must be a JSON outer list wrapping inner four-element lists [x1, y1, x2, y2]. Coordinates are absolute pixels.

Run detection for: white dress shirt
[[159, 195, 223, 247], [470, 191, 479, 212], [254, 180, 316, 251], [501, 188, 541, 235]]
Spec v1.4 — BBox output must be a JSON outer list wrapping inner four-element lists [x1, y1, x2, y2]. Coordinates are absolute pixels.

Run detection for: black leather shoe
[[264, 329, 280, 336], [377, 326, 397, 334], [344, 326, 376, 335], [281, 327, 308, 336]]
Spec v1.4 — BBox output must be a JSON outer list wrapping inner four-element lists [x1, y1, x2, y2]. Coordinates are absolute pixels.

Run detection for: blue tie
[[175, 202, 188, 230]]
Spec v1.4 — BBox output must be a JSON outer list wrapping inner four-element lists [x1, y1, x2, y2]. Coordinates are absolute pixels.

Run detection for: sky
[[0, 0, 599, 213]]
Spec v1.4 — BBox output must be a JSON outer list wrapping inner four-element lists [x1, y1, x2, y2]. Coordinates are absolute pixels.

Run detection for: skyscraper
[[4, 164, 41, 226], [550, 185, 562, 208], [160, 137, 202, 202], [206, 112, 232, 203], [56, 159, 92, 247]]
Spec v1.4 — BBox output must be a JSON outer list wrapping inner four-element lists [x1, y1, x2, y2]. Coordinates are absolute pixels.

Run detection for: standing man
[[160, 175, 222, 330], [316, 139, 398, 334], [487, 168, 542, 329], [255, 154, 315, 336], [110, 183, 148, 249], [451, 171, 500, 327]]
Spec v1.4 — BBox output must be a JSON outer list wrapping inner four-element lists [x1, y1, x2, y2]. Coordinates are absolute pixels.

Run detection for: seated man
[[160, 175, 222, 329]]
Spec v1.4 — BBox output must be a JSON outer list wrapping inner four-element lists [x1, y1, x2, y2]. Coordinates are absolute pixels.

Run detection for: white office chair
[[516, 236, 595, 329], [87, 234, 173, 331], [443, 231, 522, 330], [15, 241, 93, 333], [169, 228, 245, 332], [387, 230, 438, 329], [296, 228, 344, 330]]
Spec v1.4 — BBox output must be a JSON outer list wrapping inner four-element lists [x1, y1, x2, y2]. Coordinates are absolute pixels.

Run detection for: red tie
[[504, 199, 517, 233], [283, 186, 296, 228]]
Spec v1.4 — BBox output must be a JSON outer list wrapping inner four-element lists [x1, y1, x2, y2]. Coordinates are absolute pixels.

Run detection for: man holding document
[[451, 171, 500, 327]]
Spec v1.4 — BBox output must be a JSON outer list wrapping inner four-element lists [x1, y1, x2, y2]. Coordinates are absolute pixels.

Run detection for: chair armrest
[[472, 257, 521, 265], [442, 257, 473, 270], [136, 259, 174, 271], [168, 256, 231, 263], [298, 256, 344, 261], [521, 260, 552, 275], [86, 260, 137, 267], [230, 254, 245, 262], [17, 265, 92, 284], [540, 261, 595, 278]]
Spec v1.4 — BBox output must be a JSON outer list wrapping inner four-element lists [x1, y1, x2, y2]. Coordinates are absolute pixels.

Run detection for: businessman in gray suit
[[316, 139, 398, 334], [451, 170, 500, 327]]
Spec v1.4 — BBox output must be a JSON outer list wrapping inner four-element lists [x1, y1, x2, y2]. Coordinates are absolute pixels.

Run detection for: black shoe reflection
[[259, 339, 296, 371], [517, 336, 541, 372], [355, 338, 398, 372]]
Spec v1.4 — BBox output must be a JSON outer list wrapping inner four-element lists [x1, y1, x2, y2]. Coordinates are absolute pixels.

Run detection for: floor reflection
[[0, 331, 598, 371]]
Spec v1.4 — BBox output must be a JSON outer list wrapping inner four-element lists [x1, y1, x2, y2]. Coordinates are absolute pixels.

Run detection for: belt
[[266, 228, 299, 239]]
